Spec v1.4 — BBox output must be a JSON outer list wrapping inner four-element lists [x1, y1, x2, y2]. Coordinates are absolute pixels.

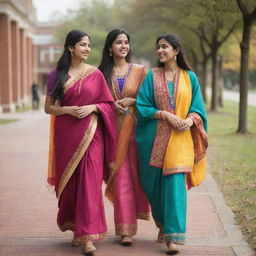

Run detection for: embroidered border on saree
[[164, 233, 186, 244], [137, 212, 151, 220], [105, 64, 146, 201], [57, 114, 98, 199], [58, 221, 75, 232], [188, 112, 208, 163], [64, 67, 97, 95], [47, 68, 98, 189], [149, 69, 208, 177], [154, 222, 185, 244], [115, 223, 137, 236], [149, 67, 180, 168], [163, 166, 192, 175], [59, 221, 106, 242], [111, 64, 145, 100], [75, 232, 106, 243]]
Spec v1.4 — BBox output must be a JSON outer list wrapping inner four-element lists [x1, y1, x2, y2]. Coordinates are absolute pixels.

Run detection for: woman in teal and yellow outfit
[[136, 34, 208, 254]]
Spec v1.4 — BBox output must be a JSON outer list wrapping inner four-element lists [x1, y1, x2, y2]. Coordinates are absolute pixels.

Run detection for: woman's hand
[[163, 111, 190, 131], [65, 106, 81, 118], [117, 98, 135, 108], [176, 118, 193, 132], [76, 105, 97, 119], [114, 101, 129, 114]]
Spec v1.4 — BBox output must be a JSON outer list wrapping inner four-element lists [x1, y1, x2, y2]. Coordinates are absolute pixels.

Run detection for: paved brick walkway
[[0, 111, 254, 256]]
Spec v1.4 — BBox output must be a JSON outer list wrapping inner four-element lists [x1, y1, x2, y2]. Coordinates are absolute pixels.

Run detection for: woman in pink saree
[[44, 30, 116, 255], [99, 29, 150, 246]]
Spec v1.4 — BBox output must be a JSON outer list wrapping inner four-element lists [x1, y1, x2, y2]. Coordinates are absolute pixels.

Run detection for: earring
[[109, 51, 112, 57], [70, 51, 74, 57], [174, 55, 177, 60]]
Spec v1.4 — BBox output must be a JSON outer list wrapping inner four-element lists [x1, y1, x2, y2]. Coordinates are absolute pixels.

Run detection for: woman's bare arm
[[44, 95, 79, 117]]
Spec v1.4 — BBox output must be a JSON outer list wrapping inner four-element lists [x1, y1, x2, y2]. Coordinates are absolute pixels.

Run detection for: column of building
[[19, 28, 28, 107], [0, 13, 14, 112], [32, 45, 38, 84], [27, 36, 33, 101], [11, 20, 21, 108], [0, 12, 38, 112]]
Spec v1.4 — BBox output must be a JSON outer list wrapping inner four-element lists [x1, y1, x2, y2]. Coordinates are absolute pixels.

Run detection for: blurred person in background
[[31, 82, 40, 110]]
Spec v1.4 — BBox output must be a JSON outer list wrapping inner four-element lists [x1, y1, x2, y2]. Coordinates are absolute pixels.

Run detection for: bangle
[[158, 111, 162, 119]]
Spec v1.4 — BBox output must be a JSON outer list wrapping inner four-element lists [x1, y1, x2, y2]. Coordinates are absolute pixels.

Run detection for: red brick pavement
[[0, 111, 254, 256]]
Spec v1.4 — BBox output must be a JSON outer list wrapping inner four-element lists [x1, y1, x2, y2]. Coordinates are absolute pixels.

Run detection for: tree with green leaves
[[235, 0, 256, 133], [54, 0, 120, 65], [54, 0, 244, 114], [118, 0, 240, 108], [178, 0, 240, 111]]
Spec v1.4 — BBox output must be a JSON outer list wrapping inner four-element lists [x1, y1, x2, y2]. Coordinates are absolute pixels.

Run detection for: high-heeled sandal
[[121, 235, 133, 246], [166, 242, 181, 255], [82, 242, 96, 255]]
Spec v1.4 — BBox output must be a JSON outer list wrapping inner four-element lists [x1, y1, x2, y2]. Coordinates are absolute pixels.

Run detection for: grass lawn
[[0, 119, 18, 125], [0, 101, 44, 125], [16, 105, 32, 112], [0, 105, 31, 125], [207, 100, 256, 249]]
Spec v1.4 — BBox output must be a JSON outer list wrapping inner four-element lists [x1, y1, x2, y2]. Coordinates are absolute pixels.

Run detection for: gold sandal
[[166, 242, 181, 255], [82, 242, 96, 255], [121, 235, 133, 246]]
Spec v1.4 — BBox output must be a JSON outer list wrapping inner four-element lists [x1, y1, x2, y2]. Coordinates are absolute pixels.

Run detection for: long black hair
[[52, 30, 89, 100], [98, 29, 131, 87], [156, 34, 192, 71]]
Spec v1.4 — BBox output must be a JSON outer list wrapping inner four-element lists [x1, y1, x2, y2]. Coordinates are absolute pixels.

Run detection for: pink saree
[[107, 64, 150, 236], [46, 68, 117, 243]]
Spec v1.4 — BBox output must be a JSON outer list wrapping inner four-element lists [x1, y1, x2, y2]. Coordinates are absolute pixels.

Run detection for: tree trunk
[[218, 56, 224, 108], [191, 50, 199, 75], [237, 19, 251, 133], [210, 48, 218, 111], [218, 84, 224, 107], [201, 57, 208, 103]]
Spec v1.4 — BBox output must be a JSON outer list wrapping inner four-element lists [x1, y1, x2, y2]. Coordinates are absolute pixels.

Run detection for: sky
[[33, 0, 82, 22]]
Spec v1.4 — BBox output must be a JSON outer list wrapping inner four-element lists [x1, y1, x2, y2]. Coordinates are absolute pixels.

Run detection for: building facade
[[0, 0, 40, 112], [34, 22, 62, 94]]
